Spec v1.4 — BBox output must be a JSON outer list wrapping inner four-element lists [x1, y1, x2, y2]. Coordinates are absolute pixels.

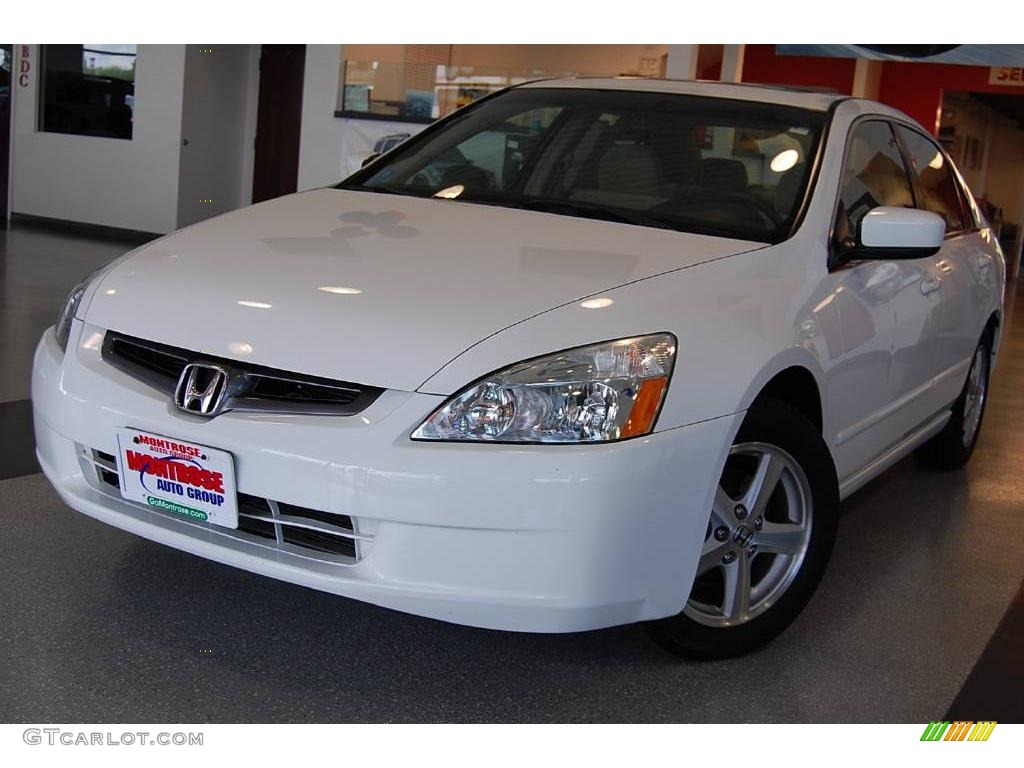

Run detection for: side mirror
[[361, 152, 381, 168], [850, 207, 945, 260]]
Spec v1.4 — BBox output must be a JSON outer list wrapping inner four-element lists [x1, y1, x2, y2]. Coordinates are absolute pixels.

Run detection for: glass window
[[40, 44, 136, 139], [838, 120, 914, 234], [896, 126, 968, 233], [0, 46, 10, 112], [336, 45, 668, 121], [955, 175, 980, 229], [344, 88, 825, 244], [339, 61, 601, 122]]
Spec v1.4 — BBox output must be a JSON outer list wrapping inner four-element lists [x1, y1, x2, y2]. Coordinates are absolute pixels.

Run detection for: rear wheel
[[915, 339, 991, 471], [646, 399, 838, 660]]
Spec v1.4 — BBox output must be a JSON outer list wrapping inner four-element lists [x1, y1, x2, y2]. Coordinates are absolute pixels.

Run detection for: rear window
[[342, 88, 826, 244]]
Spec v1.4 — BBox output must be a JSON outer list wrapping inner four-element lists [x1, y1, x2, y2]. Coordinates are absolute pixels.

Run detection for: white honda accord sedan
[[33, 79, 1004, 658]]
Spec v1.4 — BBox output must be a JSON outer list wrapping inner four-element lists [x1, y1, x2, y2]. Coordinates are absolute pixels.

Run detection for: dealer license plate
[[114, 428, 238, 529]]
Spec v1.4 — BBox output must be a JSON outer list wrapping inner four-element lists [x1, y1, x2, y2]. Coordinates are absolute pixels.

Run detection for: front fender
[[418, 238, 833, 440]]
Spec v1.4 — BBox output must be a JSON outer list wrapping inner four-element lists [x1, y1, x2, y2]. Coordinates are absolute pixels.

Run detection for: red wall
[[742, 47, 1024, 137], [741, 45, 856, 95], [879, 62, 1024, 135]]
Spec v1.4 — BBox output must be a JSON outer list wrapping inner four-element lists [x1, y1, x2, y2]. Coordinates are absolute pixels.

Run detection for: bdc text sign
[[18, 45, 30, 87]]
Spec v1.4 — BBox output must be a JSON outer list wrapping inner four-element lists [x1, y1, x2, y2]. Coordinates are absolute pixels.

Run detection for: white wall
[[11, 44, 187, 234], [176, 44, 258, 228], [665, 45, 698, 79], [238, 48, 261, 207], [297, 44, 346, 191]]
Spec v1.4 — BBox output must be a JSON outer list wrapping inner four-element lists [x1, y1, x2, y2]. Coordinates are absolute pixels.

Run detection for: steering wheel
[[673, 190, 785, 230], [409, 171, 432, 188]]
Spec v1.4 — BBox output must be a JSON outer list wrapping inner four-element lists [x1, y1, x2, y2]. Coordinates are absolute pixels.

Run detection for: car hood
[[84, 188, 761, 392]]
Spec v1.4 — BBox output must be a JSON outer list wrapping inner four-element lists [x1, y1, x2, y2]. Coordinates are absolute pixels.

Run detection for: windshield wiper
[[500, 198, 673, 230], [345, 187, 674, 232], [344, 184, 430, 198]]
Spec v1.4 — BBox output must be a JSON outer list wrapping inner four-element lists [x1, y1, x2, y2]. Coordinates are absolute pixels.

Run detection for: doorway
[[939, 91, 1024, 277], [252, 45, 305, 204], [0, 44, 12, 230]]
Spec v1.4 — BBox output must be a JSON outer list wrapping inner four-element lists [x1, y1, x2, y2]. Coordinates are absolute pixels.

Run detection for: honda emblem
[[174, 364, 228, 416]]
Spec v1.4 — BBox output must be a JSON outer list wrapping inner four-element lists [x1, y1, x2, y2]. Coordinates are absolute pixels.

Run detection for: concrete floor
[[0, 224, 138, 402], [1, 223, 1022, 722]]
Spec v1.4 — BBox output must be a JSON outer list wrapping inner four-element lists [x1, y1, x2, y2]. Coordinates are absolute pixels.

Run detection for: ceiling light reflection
[[318, 286, 363, 295], [433, 184, 464, 199], [770, 149, 800, 173], [580, 297, 614, 309], [237, 301, 272, 309]]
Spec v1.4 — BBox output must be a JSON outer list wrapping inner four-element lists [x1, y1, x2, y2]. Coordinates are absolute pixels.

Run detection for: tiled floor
[[0, 223, 1022, 722], [0, 224, 142, 403]]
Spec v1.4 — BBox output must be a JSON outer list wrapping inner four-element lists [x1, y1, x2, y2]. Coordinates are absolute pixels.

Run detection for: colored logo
[[124, 450, 225, 495], [920, 721, 997, 741]]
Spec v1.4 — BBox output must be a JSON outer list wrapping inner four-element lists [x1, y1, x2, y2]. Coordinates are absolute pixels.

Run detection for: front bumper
[[32, 321, 741, 632]]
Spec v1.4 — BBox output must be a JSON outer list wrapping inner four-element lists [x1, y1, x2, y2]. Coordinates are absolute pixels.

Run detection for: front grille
[[101, 331, 383, 417], [83, 448, 365, 563]]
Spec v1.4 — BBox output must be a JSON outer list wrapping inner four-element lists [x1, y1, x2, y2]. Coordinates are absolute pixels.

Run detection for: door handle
[[920, 276, 941, 295]]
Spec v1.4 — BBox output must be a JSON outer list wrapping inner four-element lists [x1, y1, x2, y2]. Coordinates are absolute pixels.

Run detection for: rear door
[[894, 125, 981, 413]]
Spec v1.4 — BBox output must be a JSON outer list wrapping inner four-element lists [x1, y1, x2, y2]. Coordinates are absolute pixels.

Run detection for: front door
[[828, 119, 938, 472], [252, 44, 305, 204]]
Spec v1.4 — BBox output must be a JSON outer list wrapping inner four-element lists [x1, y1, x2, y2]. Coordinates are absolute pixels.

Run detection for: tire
[[646, 398, 839, 660], [915, 339, 991, 471]]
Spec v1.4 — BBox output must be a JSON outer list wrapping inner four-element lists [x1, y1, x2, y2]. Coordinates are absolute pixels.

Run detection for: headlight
[[412, 334, 676, 443], [54, 279, 90, 353]]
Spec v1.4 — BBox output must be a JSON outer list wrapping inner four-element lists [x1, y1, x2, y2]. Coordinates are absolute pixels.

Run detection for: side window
[[958, 181, 980, 229], [895, 126, 968, 233], [839, 120, 915, 233], [950, 161, 980, 230]]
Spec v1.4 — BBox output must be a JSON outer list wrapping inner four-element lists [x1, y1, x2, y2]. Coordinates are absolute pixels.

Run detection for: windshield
[[341, 87, 826, 243]]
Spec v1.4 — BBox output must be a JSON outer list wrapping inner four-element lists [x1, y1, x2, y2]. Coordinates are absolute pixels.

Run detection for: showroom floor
[[1, 222, 1022, 723]]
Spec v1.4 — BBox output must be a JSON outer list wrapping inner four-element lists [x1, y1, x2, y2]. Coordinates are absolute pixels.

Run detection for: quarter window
[[895, 126, 968, 233], [838, 120, 914, 233]]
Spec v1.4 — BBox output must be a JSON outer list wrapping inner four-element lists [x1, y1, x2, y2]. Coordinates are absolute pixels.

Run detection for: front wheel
[[646, 398, 839, 660]]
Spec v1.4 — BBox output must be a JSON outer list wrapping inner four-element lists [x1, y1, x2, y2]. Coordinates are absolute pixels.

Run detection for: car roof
[[518, 77, 846, 112]]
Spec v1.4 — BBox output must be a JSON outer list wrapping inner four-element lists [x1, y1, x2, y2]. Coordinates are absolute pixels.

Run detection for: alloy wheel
[[962, 346, 989, 448], [684, 442, 813, 628]]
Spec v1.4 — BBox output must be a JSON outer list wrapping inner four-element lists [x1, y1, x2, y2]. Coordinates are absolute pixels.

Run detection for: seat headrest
[[701, 158, 748, 195]]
